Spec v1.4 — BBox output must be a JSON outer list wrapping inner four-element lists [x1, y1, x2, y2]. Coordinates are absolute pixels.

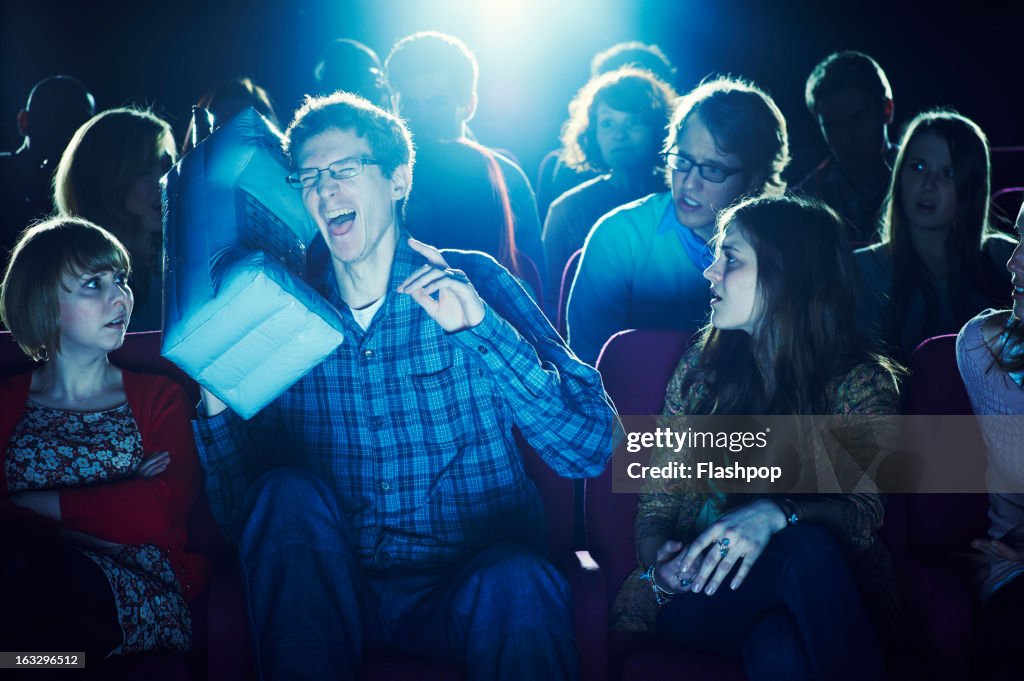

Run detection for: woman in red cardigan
[[0, 216, 207, 658]]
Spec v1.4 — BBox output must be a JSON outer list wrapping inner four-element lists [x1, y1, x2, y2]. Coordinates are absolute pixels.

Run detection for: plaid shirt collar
[[312, 228, 426, 335]]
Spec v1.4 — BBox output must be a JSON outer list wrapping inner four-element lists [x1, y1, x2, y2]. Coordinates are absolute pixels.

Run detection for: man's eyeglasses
[[286, 157, 379, 189], [662, 151, 743, 184]]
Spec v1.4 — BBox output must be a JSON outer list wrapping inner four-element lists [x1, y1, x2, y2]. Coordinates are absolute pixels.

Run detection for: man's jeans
[[238, 468, 579, 681]]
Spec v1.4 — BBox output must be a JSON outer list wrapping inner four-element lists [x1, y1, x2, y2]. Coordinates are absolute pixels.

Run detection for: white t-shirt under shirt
[[350, 296, 386, 332]]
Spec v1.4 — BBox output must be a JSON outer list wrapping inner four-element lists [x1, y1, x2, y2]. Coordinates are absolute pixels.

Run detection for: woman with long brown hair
[[614, 195, 902, 680]]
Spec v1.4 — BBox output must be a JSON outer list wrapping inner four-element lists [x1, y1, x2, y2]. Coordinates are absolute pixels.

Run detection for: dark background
[[3, 0, 1022, 188]]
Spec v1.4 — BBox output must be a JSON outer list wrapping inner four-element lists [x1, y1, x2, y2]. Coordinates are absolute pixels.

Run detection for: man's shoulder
[[442, 248, 508, 282], [590, 191, 669, 237]]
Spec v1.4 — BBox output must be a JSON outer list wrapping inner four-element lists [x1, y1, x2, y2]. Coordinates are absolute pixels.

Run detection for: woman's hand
[[972, 523, 1024, 564], [678, 499, 788, 595], [8, 490, 61, 521], [972, 538, 1024, 564], [653, 539, 700, 593], [135, 451, 170, 479]]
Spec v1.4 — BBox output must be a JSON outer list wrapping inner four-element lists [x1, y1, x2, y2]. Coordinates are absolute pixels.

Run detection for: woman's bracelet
[[639, 562, 675, 605], [774, 497, 801, 526]]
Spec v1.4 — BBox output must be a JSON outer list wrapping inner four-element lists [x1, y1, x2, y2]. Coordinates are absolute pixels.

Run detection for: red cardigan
[[0, 369, 209, 601]]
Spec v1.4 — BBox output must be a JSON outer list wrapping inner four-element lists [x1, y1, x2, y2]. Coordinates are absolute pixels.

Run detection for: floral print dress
[[5, 399, 191, 656]]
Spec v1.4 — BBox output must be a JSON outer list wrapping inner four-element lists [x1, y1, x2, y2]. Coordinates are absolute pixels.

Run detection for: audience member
[[54, 108, 177, 332], [541, 67, 676, 315], [612, 195, 900, 680], [798, 51, 897, 245], [589, 41, 677, 85], [855, 110, 1013, 362], [314, 38, 387, 107], [0, 217, 206, 658], [957, 199, 1024, 681], [384, 31, 547, 298], [537, 41, 678, 219], [192, 91, 617, 680], [182, 76, 281, 154], [0, 76, 96, 265], [567, 76, 789, 365]]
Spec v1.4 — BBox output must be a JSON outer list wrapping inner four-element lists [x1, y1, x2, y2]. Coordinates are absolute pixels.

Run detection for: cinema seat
[[893, 333, 989, 681]]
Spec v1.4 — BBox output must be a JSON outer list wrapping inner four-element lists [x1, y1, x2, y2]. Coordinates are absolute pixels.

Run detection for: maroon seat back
[[991, 186, 1024, 226], [557, 248, 583, 338], [516, 430, 576, 558], [587, 329, 692, 601], [901, 334, 988, 554]]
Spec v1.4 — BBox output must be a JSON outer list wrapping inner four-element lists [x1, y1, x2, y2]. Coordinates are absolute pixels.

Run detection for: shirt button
[[371, 416, 384, 429], [363, 349, 374, 359], [477, 345, 488, 354], [379, 480, 391, 493]]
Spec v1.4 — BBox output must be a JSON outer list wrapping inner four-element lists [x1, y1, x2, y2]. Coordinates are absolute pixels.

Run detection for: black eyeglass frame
[[286, 157, 379, 189], [662, 151, 744, 184]]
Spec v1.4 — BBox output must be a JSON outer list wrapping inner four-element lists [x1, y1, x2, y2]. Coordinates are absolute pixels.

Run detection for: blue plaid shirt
[[194, 234, 617, 570]]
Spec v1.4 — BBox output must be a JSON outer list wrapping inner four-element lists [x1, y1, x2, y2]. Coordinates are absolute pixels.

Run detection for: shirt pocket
[[408, 358, 472, 449]]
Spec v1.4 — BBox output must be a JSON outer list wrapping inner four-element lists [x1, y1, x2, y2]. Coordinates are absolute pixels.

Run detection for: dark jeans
[[238, 467, 579, 681], [655, 523, 885, 681]]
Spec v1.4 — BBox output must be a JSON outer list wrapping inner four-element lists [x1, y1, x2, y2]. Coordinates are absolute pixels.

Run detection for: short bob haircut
[[663, 76, 790, 195], [805, 51, 892, 115], [384, 31, 478, 104], [1, 216, 130, 361], [53, 107, 175, 265], [282, 90, 415, 188], [559, 67, 678, 173]]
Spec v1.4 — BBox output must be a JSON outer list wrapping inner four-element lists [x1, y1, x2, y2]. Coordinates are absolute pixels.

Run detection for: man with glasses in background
[[193, 91, 617, 681], [566, 77, 790, 364]]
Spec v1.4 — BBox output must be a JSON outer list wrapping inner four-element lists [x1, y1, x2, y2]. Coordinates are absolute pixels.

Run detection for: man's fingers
[[407, 286, 441, 317], [407, 238, 448, 268], [419, 273, 474, 298], [398, 264, 434, 291], [399, 267, 449, 294]]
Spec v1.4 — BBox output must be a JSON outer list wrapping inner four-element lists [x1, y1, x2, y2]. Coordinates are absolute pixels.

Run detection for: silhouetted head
[[17, 76, 96, 159], [590, 41, 676, 85], [805, 51, 893, 169], [315, 38, 386, 107], [384, 31, 479, 143]]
